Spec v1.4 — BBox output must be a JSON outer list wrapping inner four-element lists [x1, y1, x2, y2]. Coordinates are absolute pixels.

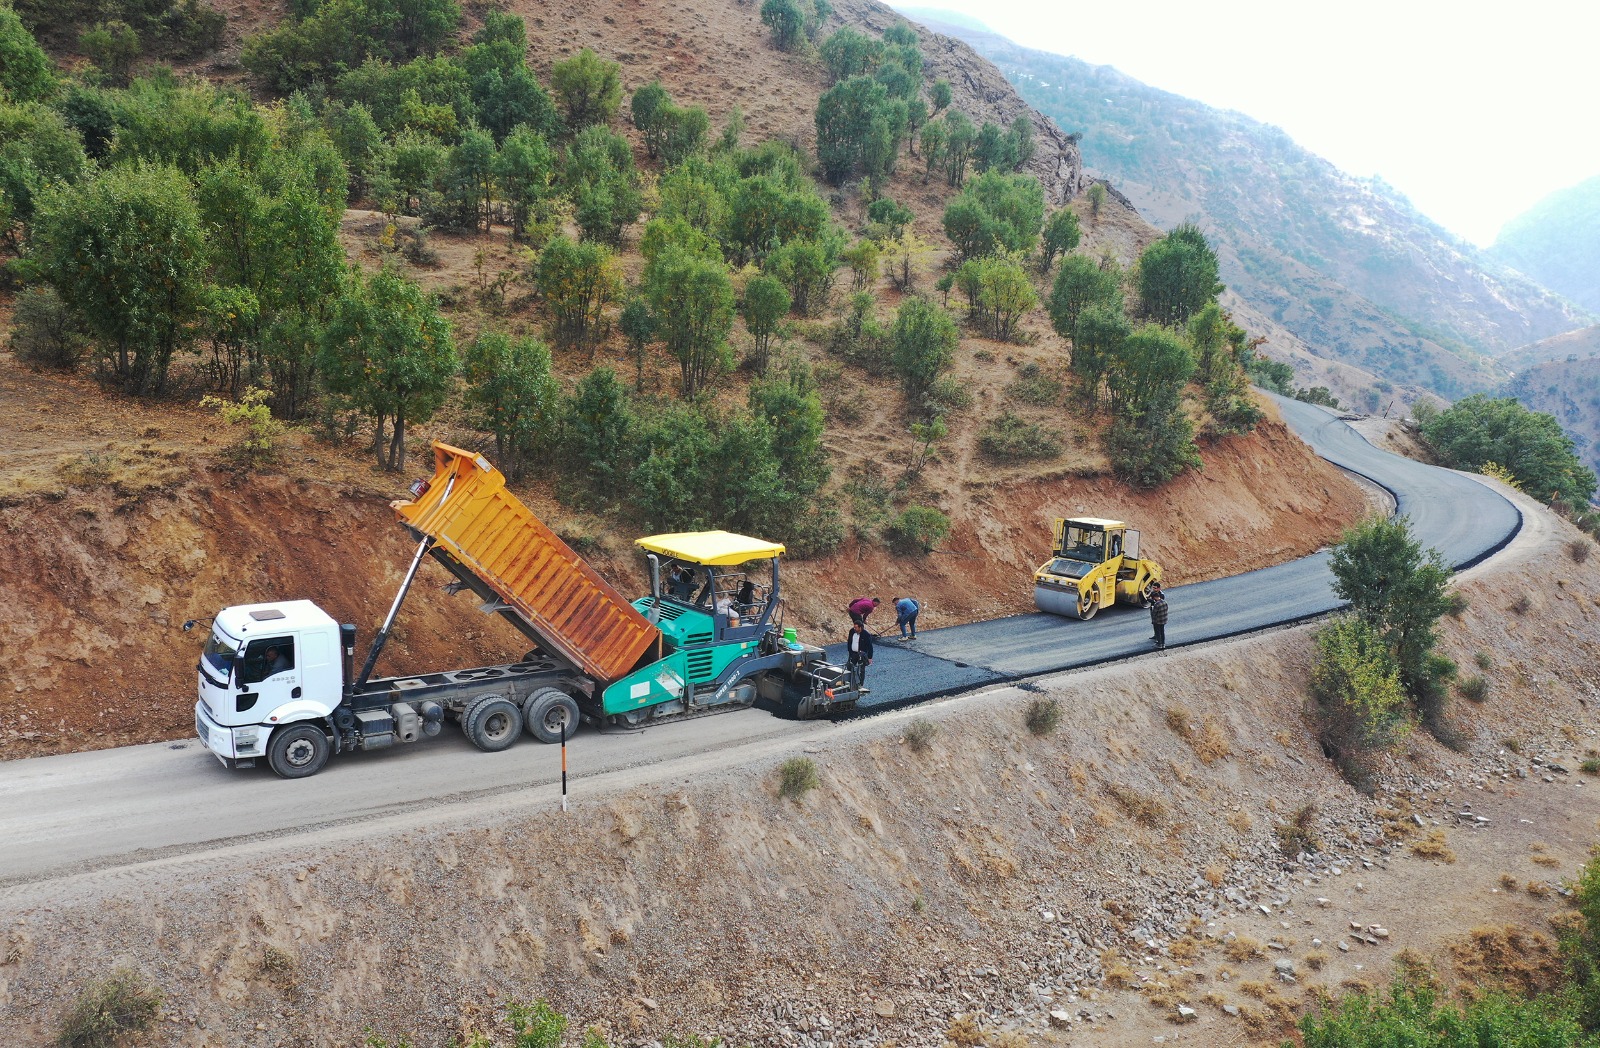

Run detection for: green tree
[[1039, 208, 1081, 272], [814, 74, 890, 185], [462, 331, 560, 479], [1069, 303, 1129, 409], [1106, 324, 1194, 418], [619, 296, 656, 392], [645, 247, 737, 398], [918, 117, 946, 184], [1310, 615, 1412, 768], [389, 128, 445, 212], [319, 267, 457, 470], [942, 170, 1045, 260], [1328, 516, 1455, 714], [630, 80, 671, 158], [750, 362, 829, 498], [1086, 182, 1106, 224], [533, 234, 622, 349], [940, 110, 975, 187], [929, 78, 951, 113], [819, 27, 880, 83], [1422, 394, 1598, 506], [80, 20, 139, 86], [0, 6, 56, 103], [33, 163, 207, 396], [550, 48, 621, 131], [562, 365, 633, 492], [1047, 253, 1122, 334], [955, 253, 1036, 341], [891, 297, 958, 412], [0, 101, 86, 226], [1004, 113, 1034, 171], [496, 124, 554, 239], [741, 273, 791, 375], [437, 122, 497, 231], [565, 125, 641, 244], [1136, 221, 1222, 326], [763, 231, 843, 315], [760, 0, 804, 51]]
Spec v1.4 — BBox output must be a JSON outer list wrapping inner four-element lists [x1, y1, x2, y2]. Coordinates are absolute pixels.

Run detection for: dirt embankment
[[0, 360, 1367, 760], [2, 483, 1598, 1047]]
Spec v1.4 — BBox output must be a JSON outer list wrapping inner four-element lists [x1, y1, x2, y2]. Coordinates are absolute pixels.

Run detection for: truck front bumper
[[194, 702, 261, 769]]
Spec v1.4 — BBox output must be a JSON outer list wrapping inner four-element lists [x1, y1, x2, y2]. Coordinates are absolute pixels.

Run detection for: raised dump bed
[[393, 443, 661, 685]]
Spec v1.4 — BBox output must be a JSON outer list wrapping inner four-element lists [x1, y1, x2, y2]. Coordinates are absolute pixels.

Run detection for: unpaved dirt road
[[0, 399, 1519, 889]]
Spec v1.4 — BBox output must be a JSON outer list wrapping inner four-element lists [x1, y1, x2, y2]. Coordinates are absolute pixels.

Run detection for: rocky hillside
[[1490, 175, 1600, 315], [898, 9, 1592, 406]]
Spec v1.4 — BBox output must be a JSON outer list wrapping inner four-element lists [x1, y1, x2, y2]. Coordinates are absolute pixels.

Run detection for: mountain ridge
[[897, 7, 1592, 407]]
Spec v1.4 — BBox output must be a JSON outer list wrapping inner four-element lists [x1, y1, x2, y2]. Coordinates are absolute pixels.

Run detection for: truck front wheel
[[463, 696, 522, 752], [267, 724, 330, 779], [525, 688, 580, 744]]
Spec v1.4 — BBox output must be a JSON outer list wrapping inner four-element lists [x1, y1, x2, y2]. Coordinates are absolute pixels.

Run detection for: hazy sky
[[890, 0, 1599, 247]]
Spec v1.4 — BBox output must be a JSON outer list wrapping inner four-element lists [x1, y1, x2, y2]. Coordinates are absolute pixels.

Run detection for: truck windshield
[[201, 633, 238, 678]]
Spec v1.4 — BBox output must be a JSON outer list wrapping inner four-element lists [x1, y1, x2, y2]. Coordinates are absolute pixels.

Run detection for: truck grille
[[195, 710, 211, 746]]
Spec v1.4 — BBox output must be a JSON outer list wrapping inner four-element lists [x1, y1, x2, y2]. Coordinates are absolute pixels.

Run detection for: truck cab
[[1032, 517, 1162, 619], [194, 600, 342, 768]]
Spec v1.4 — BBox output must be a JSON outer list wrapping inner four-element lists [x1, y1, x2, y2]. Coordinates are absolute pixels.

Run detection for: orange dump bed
[[393, 443, 659, 684]]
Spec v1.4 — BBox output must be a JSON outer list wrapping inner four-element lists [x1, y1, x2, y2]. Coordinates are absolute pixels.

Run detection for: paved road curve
[[834, 396, 1521, 706], [0, 399, 1519, 887]]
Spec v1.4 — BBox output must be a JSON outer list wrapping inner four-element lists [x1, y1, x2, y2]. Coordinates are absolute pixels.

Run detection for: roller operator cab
[[1032, 517, 1163, 619], [194, 600, 344, 771]]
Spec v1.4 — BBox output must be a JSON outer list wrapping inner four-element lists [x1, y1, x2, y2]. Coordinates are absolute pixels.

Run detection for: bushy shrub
[[1310, 615, 1410, 781], [905, 718, 939, 752], [1025, 696, 1061, 736], [777, 756, 818, 801], [56, 968, 161, 1048], [7, 286, 87, 370], [978, 411, 1060, 461], [888, 505, 949, 554]]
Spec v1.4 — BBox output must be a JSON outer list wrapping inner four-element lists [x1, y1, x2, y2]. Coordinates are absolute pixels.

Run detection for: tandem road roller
[[1032, 517, 1163, 619]]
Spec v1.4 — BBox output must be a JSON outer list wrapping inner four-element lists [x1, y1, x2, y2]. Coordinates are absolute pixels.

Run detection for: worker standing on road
[[846, 621, 874, 693], [894, 595, 920, 640], [1146, 583, 1169, 652], [848, 595, 881, 627]]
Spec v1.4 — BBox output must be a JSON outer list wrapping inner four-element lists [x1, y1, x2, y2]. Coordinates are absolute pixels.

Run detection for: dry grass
[[1527, 881, 1554, 898], [1226, 810, 1253, 833], [1446, 925, 1564, 998], [1569, 539, 1592, 563], [1203, 864, 1226, 887], [1409, 829, 1457, 863], [56, 968, 162, 1048], [1168, 936, 1202, 962], [1499, 873, 1521, 891], [1105, 783, 1166, 826], [1303, 950, 1329, 971], [1532, 853, 1562, 868], [1224, 936, 1265, 962], [1235, 981, 1299, 1034], [1193, 718, 1232, 763], [1165, 705, 1193, 739]]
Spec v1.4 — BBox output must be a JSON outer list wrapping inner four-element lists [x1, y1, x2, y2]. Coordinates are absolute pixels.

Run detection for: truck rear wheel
[[267, 724, 330, 779], [462, 696, 522, 752], [525, 687, 579, 743]]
